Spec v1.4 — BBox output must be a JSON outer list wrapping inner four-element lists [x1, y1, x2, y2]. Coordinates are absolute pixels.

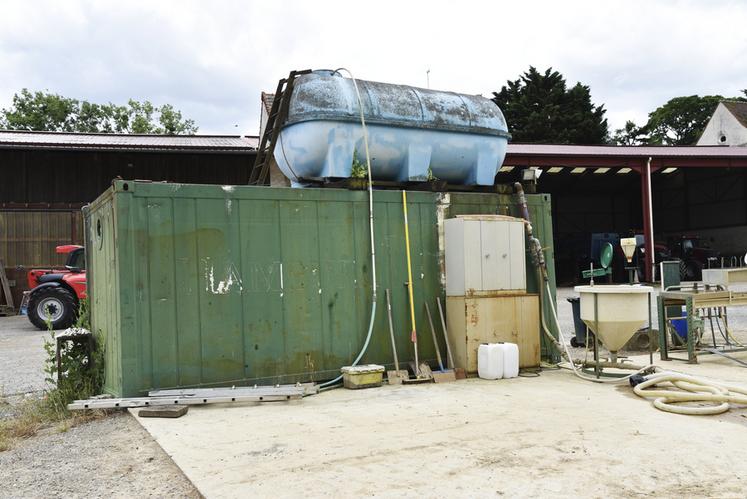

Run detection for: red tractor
[[26, 245, 87, 330]]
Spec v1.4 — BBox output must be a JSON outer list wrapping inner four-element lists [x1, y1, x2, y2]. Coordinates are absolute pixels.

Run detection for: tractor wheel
[[28, 287, 77, 330]]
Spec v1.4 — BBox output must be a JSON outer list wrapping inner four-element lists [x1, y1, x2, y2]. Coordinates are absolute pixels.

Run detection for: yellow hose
[[633, 372, 747, 415], [402, 191, 417, 345]]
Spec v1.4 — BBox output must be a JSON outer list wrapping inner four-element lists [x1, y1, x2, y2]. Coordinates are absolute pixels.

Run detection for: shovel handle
[[437, 297, 456, 369], [425, 301, 445, 371], [385, 289, 400, 372]]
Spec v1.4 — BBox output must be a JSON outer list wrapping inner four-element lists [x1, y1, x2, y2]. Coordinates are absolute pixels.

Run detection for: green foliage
[[41, 298, 103, 418], [612, 120, 649, 146], [645, 95, 724, 145], [492, 66, 609, 144], [0, 89, 198, 134], [426, 167, 439, 181], [614, 92, 747, 146], [350, 150, 367, 178]]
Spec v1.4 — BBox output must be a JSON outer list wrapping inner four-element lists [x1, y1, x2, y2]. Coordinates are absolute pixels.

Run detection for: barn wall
[[538, 167, 747, 283], [0, 147, 256, 307], [0, 148, 256, 204]]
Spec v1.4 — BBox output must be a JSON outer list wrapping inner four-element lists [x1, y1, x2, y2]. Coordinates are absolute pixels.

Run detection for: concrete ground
[[136, 353, 747, 498], [3, 287, 747, 498]]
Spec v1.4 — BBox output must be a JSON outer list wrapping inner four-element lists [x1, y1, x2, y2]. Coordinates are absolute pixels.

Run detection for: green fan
[[582, 242, 613, 282]]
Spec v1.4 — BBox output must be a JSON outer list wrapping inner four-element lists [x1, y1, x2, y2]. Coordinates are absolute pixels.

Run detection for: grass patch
[[0, 395, 107, 451]]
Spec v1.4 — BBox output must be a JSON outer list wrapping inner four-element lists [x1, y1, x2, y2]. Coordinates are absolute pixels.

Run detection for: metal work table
[[658, 285, 747, 363]]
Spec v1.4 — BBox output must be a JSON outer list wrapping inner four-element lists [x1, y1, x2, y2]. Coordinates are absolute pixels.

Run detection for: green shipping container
[[85, 180, 557, 397]]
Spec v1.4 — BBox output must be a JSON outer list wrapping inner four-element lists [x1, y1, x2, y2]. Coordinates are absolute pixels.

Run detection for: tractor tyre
[[28, 287, 77, 331]]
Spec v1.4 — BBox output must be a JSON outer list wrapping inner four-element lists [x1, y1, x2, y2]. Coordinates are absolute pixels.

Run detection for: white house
[[697, 101, 747, 146]]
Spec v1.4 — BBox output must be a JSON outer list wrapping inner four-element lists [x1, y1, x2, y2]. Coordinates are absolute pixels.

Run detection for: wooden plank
[[138, 406, 189, 418], [0, 259, 14, 309]]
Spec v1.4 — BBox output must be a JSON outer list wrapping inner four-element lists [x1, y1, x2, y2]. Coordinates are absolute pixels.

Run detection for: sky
[[1, 0, 745, 136]]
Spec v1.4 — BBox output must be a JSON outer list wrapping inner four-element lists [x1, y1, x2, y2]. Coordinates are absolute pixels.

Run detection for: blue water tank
[[274, 70, 510, 186]]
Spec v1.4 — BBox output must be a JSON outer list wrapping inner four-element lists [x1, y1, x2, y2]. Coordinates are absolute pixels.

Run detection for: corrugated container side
[[88, 181, 556, 396]]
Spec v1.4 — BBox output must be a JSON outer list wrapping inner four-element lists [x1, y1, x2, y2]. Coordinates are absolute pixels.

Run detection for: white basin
[[573, 285, 653, 353]]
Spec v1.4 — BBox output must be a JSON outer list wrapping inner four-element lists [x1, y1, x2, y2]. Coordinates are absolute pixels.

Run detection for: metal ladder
[[249, 69, 312, 185], [68, 384, 318, 410]]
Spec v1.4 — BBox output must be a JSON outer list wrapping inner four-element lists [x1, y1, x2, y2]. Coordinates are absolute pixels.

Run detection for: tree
[[0, 89, 198, 134], [612, 120, 649, 146], [613, 92, 747, 146], [491, 67, 609, 144], [645, 95, 723, 145]]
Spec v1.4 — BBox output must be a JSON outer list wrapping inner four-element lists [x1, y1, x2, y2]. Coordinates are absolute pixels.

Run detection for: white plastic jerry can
[[477, 343, 504, 380], [502, 343, 519, 379], [478, 343, 519, 380]]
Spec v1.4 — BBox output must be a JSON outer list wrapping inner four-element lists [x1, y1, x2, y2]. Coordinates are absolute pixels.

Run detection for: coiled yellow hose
[[632, 372, 747, 415]]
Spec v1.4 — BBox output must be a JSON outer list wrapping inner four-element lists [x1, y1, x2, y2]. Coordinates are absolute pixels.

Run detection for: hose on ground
[[320, 68, 377, 388], [542, 280, 657, 384], [632, 372, 747, 415], [542, 279, 747, 414]]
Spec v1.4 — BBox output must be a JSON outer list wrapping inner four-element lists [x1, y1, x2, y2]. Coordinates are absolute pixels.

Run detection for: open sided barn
[[0, 131, 257, 304], [499, 144, 747, 284]]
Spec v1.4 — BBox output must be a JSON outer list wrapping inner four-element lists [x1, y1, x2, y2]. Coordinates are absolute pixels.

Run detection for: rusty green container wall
[[85, 181, 556, 397]]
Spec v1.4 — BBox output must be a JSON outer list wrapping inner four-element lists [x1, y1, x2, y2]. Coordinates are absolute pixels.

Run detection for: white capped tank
[[275, 70, 510, 186]]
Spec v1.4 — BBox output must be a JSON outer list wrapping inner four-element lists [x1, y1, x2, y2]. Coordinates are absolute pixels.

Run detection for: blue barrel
[[275, 70, 510, 186], [671, 307, 688, 340]]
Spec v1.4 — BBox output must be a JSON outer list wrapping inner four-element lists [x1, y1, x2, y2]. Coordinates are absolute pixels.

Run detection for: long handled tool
[[425, 301, 456, 383], [437, 297, 466, 379], [401, 190, 432, 383], [385, 289, 409, 384]]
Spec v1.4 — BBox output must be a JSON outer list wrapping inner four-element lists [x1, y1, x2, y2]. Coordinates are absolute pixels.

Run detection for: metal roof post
[[641, 157, 655, 282]]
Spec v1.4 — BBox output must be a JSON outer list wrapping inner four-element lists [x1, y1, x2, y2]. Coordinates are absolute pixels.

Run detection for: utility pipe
[[320, 68, 377, 388], [645, 157, 655, 282]]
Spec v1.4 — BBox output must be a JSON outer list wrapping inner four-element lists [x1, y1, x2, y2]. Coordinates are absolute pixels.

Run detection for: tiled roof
[[723, 101, 747, 129], [261, 92, 275, 115], [0, 131, 258, 152]]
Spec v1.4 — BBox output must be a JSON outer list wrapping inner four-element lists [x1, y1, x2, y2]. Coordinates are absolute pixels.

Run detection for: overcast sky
[[1, 0, 745, 136]]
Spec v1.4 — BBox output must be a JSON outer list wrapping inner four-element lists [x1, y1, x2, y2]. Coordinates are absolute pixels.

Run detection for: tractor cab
[[58, 245, 86, 272], [26, 245, 87, 330]]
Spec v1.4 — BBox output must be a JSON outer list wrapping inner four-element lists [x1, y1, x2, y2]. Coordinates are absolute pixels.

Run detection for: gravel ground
[[0, 316, 50, 396], [0, 316, 200, 498], [0, 412, 200, 498]]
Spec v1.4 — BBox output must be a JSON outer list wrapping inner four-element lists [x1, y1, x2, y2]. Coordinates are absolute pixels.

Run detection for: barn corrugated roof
[[506, 143, 747, 158], [0, 131, 258, 152]]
